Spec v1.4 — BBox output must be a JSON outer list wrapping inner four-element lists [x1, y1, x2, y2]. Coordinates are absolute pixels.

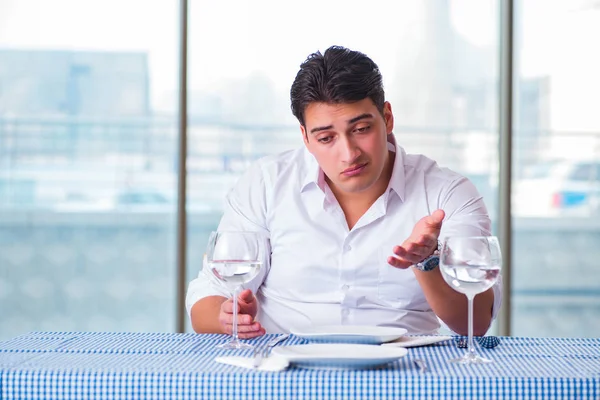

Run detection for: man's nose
[[340, 136, 361, 163]]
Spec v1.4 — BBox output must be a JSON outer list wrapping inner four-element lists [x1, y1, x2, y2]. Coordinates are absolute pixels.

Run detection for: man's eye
[[318, 136, 333, 144], [354, 126, 370, 133]]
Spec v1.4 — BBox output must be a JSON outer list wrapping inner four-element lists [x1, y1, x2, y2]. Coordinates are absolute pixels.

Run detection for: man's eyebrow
[[348, 113, 374, 124], [309, 113, 374, 135], [310, 125, 333, 135]]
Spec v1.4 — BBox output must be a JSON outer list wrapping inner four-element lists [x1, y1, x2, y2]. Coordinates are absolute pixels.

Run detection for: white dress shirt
[[186, 141, 502, 334]]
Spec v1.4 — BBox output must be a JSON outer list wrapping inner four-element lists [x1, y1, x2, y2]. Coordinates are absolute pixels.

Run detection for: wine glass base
[[217, 340, 254, 350], [449, 353, 493, 364]]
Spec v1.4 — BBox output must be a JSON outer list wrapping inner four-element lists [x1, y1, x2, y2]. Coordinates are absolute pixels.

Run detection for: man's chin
[[337, 180, 374, 194]]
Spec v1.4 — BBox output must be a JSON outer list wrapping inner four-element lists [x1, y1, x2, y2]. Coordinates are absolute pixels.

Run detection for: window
[[512, 0, 600, 337], [187, 0, 500, 331], [0, 0, 179, 339], [4, 0, 597, 340]]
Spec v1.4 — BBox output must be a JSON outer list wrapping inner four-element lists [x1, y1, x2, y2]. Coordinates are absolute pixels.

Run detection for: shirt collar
[[300, 139, 406, 201], [387, 141, 406, 202], [300, 148, 324, 193]]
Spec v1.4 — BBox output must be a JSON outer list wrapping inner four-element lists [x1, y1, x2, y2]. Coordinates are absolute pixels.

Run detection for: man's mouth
[[342, 163, 367, 177]]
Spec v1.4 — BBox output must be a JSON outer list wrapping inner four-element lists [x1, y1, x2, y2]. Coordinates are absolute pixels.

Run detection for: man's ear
[[383, 101, 394, 135], [387, 131, 397, 146], [301, 125, 309, 146]]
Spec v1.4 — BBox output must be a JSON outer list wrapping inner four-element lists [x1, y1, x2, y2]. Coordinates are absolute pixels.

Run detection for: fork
[[252, 334, 290, 368]]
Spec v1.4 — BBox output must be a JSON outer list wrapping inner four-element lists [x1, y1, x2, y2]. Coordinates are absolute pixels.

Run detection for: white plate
[[272, 344, 408, 369], [290, 325, 408, 344], [380, 335, 452, 348]]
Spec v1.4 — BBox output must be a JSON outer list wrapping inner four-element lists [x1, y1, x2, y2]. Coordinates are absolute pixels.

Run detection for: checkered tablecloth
[[0, 332, 598, 399]]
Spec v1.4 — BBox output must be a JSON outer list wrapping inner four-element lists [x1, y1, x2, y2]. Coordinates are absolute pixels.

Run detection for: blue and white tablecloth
[[0, 332, 598, 399]]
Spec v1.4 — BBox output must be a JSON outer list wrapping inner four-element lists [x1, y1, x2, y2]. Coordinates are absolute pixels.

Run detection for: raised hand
[[218, 289, 266, 339], [387, 209, 445, 269]]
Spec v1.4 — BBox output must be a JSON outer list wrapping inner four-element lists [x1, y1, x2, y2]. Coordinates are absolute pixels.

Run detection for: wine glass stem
[[467, 294, 475, 357], [232, 286, 240, 342]]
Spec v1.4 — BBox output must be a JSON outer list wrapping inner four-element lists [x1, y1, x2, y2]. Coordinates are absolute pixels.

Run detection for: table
[[0, 332, 598, 399]]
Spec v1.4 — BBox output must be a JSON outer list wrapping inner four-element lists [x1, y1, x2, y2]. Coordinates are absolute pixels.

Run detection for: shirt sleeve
[[438, 176, 503, 323], [185, 161, 272, 318]]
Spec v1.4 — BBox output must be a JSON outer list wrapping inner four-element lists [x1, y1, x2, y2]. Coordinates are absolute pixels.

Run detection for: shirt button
[[342, 284, 350, 292], [344, 244, 352, 252]]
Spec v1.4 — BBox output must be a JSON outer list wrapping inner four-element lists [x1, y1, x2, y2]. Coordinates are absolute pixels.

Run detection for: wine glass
[[206, 231, 263, 350], [439, 236, 502, 364]]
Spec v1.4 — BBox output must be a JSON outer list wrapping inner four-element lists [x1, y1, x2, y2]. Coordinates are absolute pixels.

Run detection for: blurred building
[[0, 49, 150, 117]]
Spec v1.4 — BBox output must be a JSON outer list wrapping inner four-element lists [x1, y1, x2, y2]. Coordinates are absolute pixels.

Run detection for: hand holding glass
[[206, 231, 263, 350], [439, 236, 502, 364]]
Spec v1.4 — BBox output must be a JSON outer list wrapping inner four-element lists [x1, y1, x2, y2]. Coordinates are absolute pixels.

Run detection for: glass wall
[[186, 0, 500, 330], [0, 0, 179, 340], [512, 0, 600, 337], [2, 0, 598, 340]]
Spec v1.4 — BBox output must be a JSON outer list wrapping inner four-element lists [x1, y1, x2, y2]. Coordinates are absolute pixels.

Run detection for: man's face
[[301, 98, 394, 196]]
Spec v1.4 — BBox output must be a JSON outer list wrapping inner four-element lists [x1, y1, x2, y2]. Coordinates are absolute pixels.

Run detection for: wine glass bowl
[[208, 259, 261, 292], [206, 231, 263, 350], [439, 236, 502, 364]]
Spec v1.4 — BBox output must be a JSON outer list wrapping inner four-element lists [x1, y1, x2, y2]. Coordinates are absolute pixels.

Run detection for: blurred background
[[0, 0, 599, 340]]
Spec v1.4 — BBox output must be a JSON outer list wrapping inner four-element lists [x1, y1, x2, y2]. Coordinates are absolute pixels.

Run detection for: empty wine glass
[[206, 231, 263, 350], [439, 236, 502, 364]]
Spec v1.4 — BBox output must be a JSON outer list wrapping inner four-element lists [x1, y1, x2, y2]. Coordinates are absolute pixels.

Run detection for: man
[[187, 45, 502, 338]]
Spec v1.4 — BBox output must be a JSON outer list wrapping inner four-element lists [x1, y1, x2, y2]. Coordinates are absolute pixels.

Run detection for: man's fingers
[[388, 210, 444, 270], [220, 299, 238, 314], [221, 325, 266, 338], [219, 312, 255, 325], [219, 319, 259, 332], [236, 322, 263, 333], [394, 245, 429, 262], [398, 242, 430, 256], [219, 317, 265, 335], [387, 255, 412, 269], [218, 290, 263, 338], [238, 289, 255, 303], [415, 234, 438, 248]]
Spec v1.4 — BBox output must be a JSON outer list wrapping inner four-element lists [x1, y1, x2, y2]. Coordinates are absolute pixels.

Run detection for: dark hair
[[290, 45, 385, 127]]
